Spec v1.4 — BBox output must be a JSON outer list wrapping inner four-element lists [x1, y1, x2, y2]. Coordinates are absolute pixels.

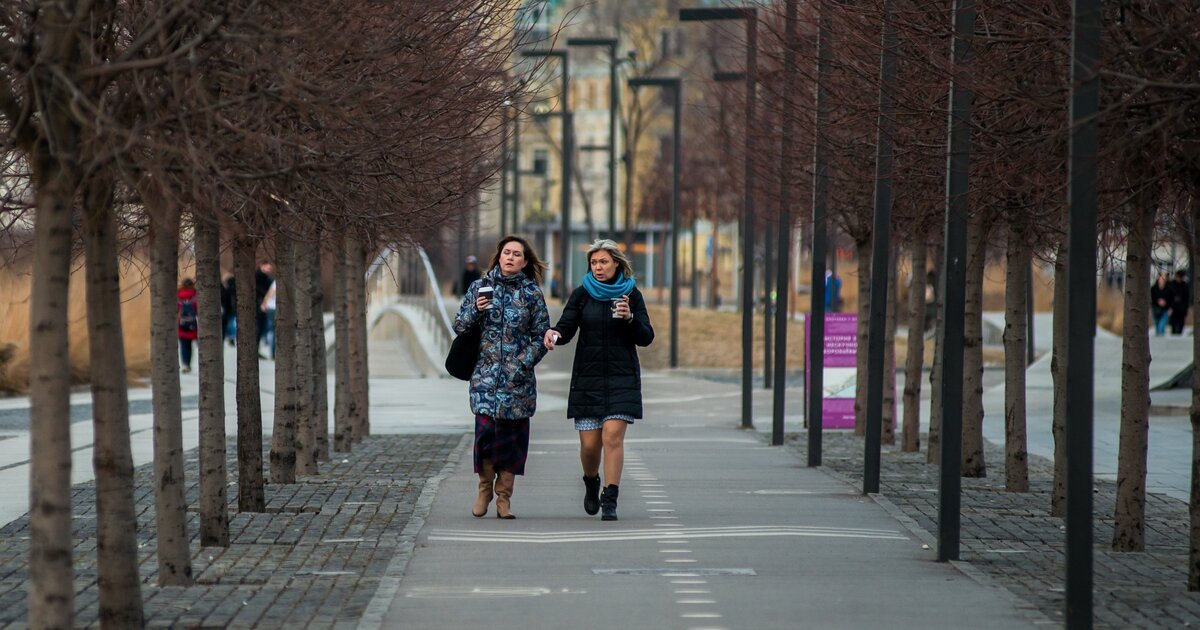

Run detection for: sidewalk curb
[[810, 450, 1055, 627], [357, 432, 472, 629]]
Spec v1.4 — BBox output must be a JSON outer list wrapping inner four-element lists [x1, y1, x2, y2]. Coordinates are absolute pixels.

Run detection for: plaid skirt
[[474, 414, 530, 476]]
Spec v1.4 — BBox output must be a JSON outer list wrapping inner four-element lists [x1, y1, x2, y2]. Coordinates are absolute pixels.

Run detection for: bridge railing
[[365, 244, 455, 354]]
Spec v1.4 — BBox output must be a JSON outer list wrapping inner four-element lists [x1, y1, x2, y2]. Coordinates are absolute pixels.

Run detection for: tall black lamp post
[[629, 77, 682, 369], [680, 6, 757, 429], [567, 37, 620, 242], [521, 49, 573, 302]]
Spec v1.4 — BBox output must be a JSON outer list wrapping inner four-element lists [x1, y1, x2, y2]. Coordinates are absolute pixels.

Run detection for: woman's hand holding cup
[[612, 296, 631, 320], [476, 285, 494, 311]]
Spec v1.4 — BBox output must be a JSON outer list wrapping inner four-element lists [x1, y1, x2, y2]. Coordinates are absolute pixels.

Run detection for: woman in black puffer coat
[[544, 239, 654, 521]]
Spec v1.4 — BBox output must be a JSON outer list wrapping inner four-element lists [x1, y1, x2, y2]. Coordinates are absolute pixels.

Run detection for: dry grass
[[0, 258, 153, 394]]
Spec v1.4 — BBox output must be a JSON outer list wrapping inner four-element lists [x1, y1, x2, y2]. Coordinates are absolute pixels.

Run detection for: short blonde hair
[[585, 239, 635, 279]]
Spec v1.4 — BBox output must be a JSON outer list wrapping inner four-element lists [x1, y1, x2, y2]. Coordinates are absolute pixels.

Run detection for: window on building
[[533, 149, 549, 176]]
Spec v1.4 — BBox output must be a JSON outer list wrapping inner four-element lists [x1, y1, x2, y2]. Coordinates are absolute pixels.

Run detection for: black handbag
[[445, 322, 482, 380]]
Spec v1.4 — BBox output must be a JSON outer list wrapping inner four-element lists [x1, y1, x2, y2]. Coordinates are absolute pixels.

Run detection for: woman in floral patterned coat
[[455, 236, 550, 519]]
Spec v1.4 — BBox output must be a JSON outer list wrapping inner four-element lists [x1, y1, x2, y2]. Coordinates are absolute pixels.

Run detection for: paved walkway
[[365, 371, 1036, 630]]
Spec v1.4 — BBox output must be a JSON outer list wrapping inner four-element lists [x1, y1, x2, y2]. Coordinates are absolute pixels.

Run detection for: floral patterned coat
[[454, 267, 550, 420]]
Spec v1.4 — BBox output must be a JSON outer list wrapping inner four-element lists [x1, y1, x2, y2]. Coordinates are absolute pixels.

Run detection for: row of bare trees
[[649, 0, 1200, 587], [2, 0, 533, 626]]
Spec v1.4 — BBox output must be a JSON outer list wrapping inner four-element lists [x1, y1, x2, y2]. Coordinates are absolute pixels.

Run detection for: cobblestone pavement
[[0, 433, 463, 628], [785, 431, 1200, 628]]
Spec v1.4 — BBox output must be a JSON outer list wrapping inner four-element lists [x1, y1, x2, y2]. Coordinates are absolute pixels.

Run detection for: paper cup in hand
[[478, 286, 494, 310]]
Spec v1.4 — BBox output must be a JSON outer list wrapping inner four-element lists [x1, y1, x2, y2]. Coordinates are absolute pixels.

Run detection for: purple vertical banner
[[804, 313, 858, 429]]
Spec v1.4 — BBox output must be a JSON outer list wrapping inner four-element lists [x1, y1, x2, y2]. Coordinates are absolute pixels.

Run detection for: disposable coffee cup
[[478, 285, 494, 310], [611, 297, 625, 318]]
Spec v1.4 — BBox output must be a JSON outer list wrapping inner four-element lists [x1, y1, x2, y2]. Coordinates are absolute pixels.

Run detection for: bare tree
[[193, 214, 229, 545], [901, 238, 926, 452], [1003, 220, 1030, 492], [1113, 183, 1159, 552], [234, 235, 266, 511], [81, 174, 144, 625]]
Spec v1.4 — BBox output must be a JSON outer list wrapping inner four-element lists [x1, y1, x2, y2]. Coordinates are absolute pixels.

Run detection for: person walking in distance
[[455, 236, 551, 519], [1169, 269, 1191, 335], [177, 278, 199, 372], [1151, 271, 1173, 337], [458, 255, 481, 295], [544, 239, 654, 521]]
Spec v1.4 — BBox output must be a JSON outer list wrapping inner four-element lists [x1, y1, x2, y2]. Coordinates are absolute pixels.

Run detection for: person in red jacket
[[178, 278, 199, 372]]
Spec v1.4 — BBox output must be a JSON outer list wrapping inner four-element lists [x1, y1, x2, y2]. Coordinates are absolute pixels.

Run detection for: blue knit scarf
[[582, 271, 636, 301]]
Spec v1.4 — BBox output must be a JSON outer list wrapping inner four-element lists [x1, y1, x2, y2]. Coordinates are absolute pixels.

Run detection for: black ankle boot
[[600, 484, 619, 521], [583, 475, 601, 515]]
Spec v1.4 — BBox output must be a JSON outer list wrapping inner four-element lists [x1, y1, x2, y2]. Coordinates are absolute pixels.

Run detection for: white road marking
[[428, 525, 908, 544]]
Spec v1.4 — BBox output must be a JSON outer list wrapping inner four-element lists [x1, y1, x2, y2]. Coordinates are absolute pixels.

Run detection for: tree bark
[[148, 198, 192, 585], [1003, 223, 1030, 492], [928, 239, 944, 465], [234, 236, 265, 511], [82, 174, 144, 626], [882, 242, 898, 445], [854, 235, 871, 436], [1113, 189, 1157, 552], [1188, 200, 1200, 590], [312, 246, 331, 461], [194, 215, 229, 544], [348, 239, 371, 441], [961, 214, 987, 478], [334, 236, 353, 452], [1050, 238, 1069, 517], [902, 239, 927, 452], [293, 246, 317, 476], [271, 235, 298, 483]]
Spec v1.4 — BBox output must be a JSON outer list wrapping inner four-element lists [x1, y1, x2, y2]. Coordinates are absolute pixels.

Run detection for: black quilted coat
[[551, 286, 654, 419]]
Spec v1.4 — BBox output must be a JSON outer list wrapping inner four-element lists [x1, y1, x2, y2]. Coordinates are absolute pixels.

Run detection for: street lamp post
[[522, 49, 573, 302], [629, 77, 682, 369], [681, 6, 758, 430], [567, 37, 620, 242]]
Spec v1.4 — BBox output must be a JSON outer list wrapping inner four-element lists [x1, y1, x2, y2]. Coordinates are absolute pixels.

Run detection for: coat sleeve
[[453, 279, 483, 334], [551, 287, 584, 344], [527, 288, 551, 367], [620, 289, 654, 347]]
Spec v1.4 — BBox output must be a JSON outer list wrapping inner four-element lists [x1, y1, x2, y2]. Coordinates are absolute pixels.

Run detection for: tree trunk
[[1003, 223, 1030, 492], [293, 247, 317, 476], [148, 199, 192, 585], [1187, 200, 1200, 590], [854, 235, 871, 436], [902, 239, 927, 452], [334, 236, 353, 452], [1113, 190, 1157, 552], [928, 239, 945, 465], [348, 240, 371, 441], [312, 247, 330, 461], [961, 214, 986, 478], [234, 236, 265, 511], [194, 215, 229, 544], [271, 235, 298, 483], [882, 242, 898, 445], [1050, 238, 1069, 517], [82, 174, 143, 626]]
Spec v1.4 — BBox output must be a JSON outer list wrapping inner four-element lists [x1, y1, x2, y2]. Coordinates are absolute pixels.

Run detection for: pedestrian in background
[[455, 236, 550, 519], [544, 239, 654, 521], [177, 278, 199, 372], [261, 279, 277, 359], [1170, 269, 1190, 335], [220, 271, 237, 346], [1151, 271, 1173, 336], [255, 260, 274, 348], [458, 255, 481, 295]]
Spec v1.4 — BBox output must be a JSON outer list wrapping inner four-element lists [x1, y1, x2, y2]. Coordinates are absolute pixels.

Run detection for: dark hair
[[181, 278, 195, 289], [488, 235, 546, 284]]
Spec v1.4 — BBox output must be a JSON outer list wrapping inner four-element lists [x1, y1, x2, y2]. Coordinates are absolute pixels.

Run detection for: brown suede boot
[[494, 470, 517, 519], [472, 461, 496, 517]]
